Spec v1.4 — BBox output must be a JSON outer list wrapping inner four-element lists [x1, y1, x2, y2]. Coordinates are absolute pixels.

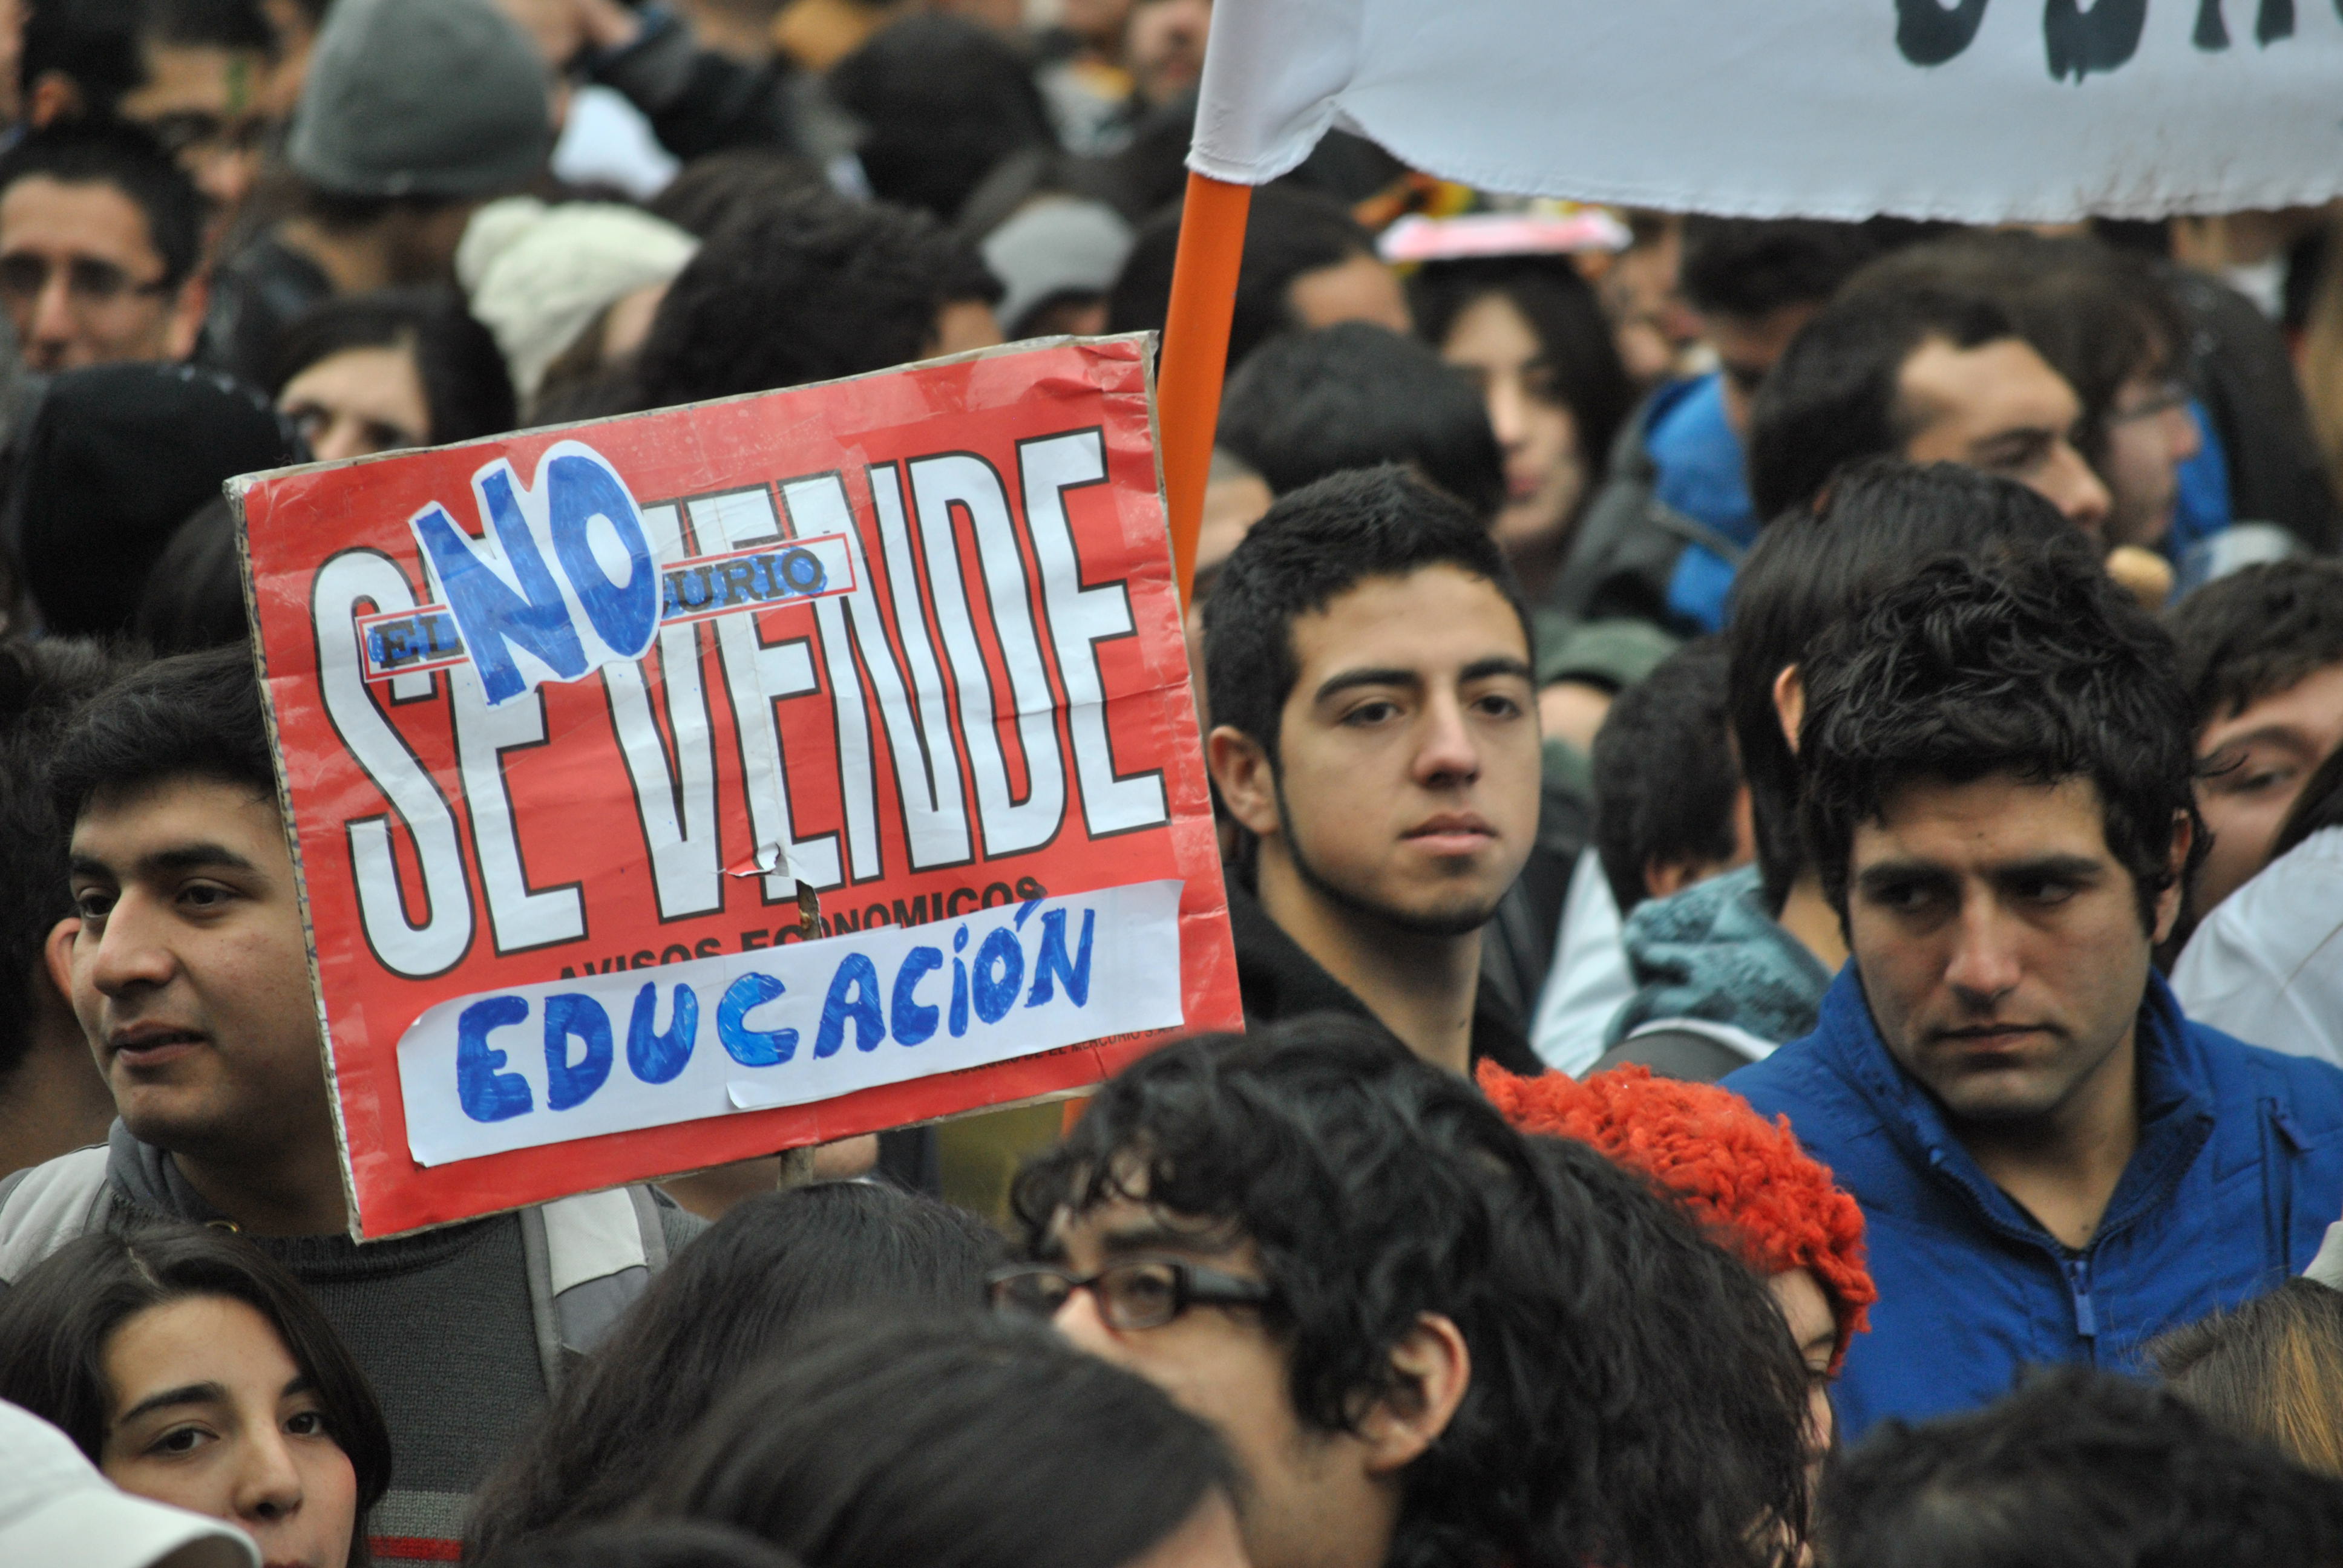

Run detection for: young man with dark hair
[[1818, 1367, 2343, 1568], [1590, 636, 1746, 920], [1555, 218, 1878, 635], [0, 639, 131, 1178], [2164, 558, 2343, 920], [1109, 185, 1411, 377], [1216, 321, 1507, 522], [1202, 465, 1546, 1076], [1725, 547, 2343, 1440], [1849, 230, 2206, 554], [1003, 1015, 1811, 1568], [629, 184, 1003, 410], [1585, 461, 2080, 1083], [202, 0, 551, 385], [20, 0, 279, 218], [0, 120, 206, 371], [0, 645, 703, 1567], [1743, 281, 2111, 532]]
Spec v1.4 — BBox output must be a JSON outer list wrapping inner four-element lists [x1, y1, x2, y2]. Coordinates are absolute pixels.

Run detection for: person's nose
[[27, 267, 75, 350], [231, 1428, 306, 1528], [2038, 439, 2111, 534], [1485, 374, 1526, 451], [1942, 897, 2023, 1006], [1051, 1287, 1127, 1362], [88, 893, 179, 999], [1412, 691, 1483, 788], [2166, 402, 2203, 465]]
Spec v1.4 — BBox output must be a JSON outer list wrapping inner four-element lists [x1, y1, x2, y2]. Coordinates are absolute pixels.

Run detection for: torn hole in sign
[[724, 838, 822, 938]]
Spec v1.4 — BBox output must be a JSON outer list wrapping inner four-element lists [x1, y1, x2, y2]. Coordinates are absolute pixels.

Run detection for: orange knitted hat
[[1479, 1062, 1875, 1371]]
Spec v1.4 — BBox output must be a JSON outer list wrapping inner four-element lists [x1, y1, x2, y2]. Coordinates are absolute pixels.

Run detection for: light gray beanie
[[457, 197, 700, 402], [287, 0, 553, 199]]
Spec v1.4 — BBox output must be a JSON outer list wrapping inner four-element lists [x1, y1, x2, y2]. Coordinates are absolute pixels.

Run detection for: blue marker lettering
[[717, 973, 798, 1066], [546, 452, 657, 656], [972, 927, 1023, 1024], [949, 924, 970, 1037], [892, 946, 943, 1045], [456, 996, 534, 1122], [815, 953, 886, 1056], [543, 993, 614, 1110], [1026, 907, 1095, 1008], [627, 981, 698, 1083], [413, 472, 586, 705]]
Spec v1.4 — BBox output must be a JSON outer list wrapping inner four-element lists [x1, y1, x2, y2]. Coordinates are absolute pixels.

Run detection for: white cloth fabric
[[2173, 825, 2343, 1068], [456, 197, 699, 403], [1187, 0, 2343, 220], [551, 83, 681, 201], [1530, 848, 1633, 1077], [0, 1399, 257, 1568]]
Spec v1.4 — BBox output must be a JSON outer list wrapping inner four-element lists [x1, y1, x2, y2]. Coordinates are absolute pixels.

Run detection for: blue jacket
[[1725, 967, 2343, 1441], [1644, 374, 1757, 635]]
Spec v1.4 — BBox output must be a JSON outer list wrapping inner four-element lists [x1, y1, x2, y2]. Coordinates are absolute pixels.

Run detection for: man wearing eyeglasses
[[996, 1015, 1814, 1568], [0, 123, 206, 375]]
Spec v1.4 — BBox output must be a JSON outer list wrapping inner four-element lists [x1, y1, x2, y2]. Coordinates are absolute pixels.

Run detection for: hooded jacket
[[1605, 864, 1832, 1051], [1725, 968, 2343, 1442]]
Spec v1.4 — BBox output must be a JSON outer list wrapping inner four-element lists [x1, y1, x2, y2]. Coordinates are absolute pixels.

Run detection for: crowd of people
[[3, 1, 2343, 1566]]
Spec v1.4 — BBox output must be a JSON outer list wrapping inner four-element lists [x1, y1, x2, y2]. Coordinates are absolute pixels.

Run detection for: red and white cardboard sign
[[234, 337, 1241, 1239]]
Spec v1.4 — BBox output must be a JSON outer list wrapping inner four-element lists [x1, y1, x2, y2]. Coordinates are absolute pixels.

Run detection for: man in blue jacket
[[1725, 546, 2343, 1442]]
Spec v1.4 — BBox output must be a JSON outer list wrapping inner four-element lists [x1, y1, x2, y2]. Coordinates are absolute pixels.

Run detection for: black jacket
[[1226, 883, 1545, 1077]]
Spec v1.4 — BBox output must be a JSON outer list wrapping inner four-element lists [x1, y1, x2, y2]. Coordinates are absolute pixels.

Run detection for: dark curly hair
[[1819, 1365, 2343, 1568], [631, 188, 1001, 409], [2166, 558, 2343, 734], [1012, 1016, 1810, 1568], [1796, 544, 2203, 929], [644, 1313, 1234, 1568]]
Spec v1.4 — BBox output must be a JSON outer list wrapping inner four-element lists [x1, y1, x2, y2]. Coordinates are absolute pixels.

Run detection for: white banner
[[397, 879, 1186, 1166], [1190, 0, 2343, 220]]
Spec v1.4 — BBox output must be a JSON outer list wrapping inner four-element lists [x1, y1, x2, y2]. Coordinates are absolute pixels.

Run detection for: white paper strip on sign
[[396, 879, 1185, 1166]]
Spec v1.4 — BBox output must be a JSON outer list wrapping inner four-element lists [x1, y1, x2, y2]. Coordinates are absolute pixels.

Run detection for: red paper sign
[[234, 338, 1240, 1239]]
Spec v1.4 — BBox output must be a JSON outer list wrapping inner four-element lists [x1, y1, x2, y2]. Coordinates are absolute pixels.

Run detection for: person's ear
[[25, 71, 84, 130], [1772, 664, 1804, 754], [164, 273, 210, 362], [1357, 1313, 1470, 1477], [2152, 810, 2195, 944], [1643, 855, 1709, 903], [42, 915, 79, 1010], [1207, 724, 1281, 838]]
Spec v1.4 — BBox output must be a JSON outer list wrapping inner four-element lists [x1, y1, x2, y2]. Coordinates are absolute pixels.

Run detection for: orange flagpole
[[1156, 169, 1254, 606]]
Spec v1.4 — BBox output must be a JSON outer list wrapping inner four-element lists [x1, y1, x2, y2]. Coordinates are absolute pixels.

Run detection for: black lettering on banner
[[947, 886, 979, 916], [893, 892, 932, 927], [1896, 0, 1990, 64], [630, 950, 656, 969], [741, 929, 771, 950], [660, 944, 692, 964], [1014, 875, 1049, 901], [863, 903, 893, 927], [983, 881, 1014, 907], [695, 937, 722, 958], [2044, 0, 2145, 79], [2192, 0, 2295, 46]]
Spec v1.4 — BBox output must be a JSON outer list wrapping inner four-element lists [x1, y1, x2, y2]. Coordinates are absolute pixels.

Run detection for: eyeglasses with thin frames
[[987, 1258, 1274, 1331]]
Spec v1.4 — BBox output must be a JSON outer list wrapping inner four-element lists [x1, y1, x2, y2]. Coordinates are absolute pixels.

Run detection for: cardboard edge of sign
[[223, 333, 1193, 1244]]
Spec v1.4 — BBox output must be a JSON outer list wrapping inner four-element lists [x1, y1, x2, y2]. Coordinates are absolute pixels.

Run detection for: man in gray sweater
[[0, 646, 703, 1567]]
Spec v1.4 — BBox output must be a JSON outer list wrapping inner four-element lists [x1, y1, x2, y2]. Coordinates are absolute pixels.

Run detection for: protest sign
[[234, 336, 1240, 1240], [1185, 0, 2343, 220]]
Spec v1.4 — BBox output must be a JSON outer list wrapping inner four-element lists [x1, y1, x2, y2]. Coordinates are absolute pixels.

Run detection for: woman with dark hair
[[465, 1181, 1005, 1560], [0, 1224, 392, 1568], [272, 287, 516, 460], [1411, 256, 1637, 600], [644, 1313, 1245, 1568]]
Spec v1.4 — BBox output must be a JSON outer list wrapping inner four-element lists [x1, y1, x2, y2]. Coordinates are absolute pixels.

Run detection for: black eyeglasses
[[0, 253, 172, 309], [988, 1258, 1274, 1331]]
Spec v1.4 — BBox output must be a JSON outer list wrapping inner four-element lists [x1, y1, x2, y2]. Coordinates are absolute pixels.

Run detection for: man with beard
[[1201, 465, 1547, 1076]]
